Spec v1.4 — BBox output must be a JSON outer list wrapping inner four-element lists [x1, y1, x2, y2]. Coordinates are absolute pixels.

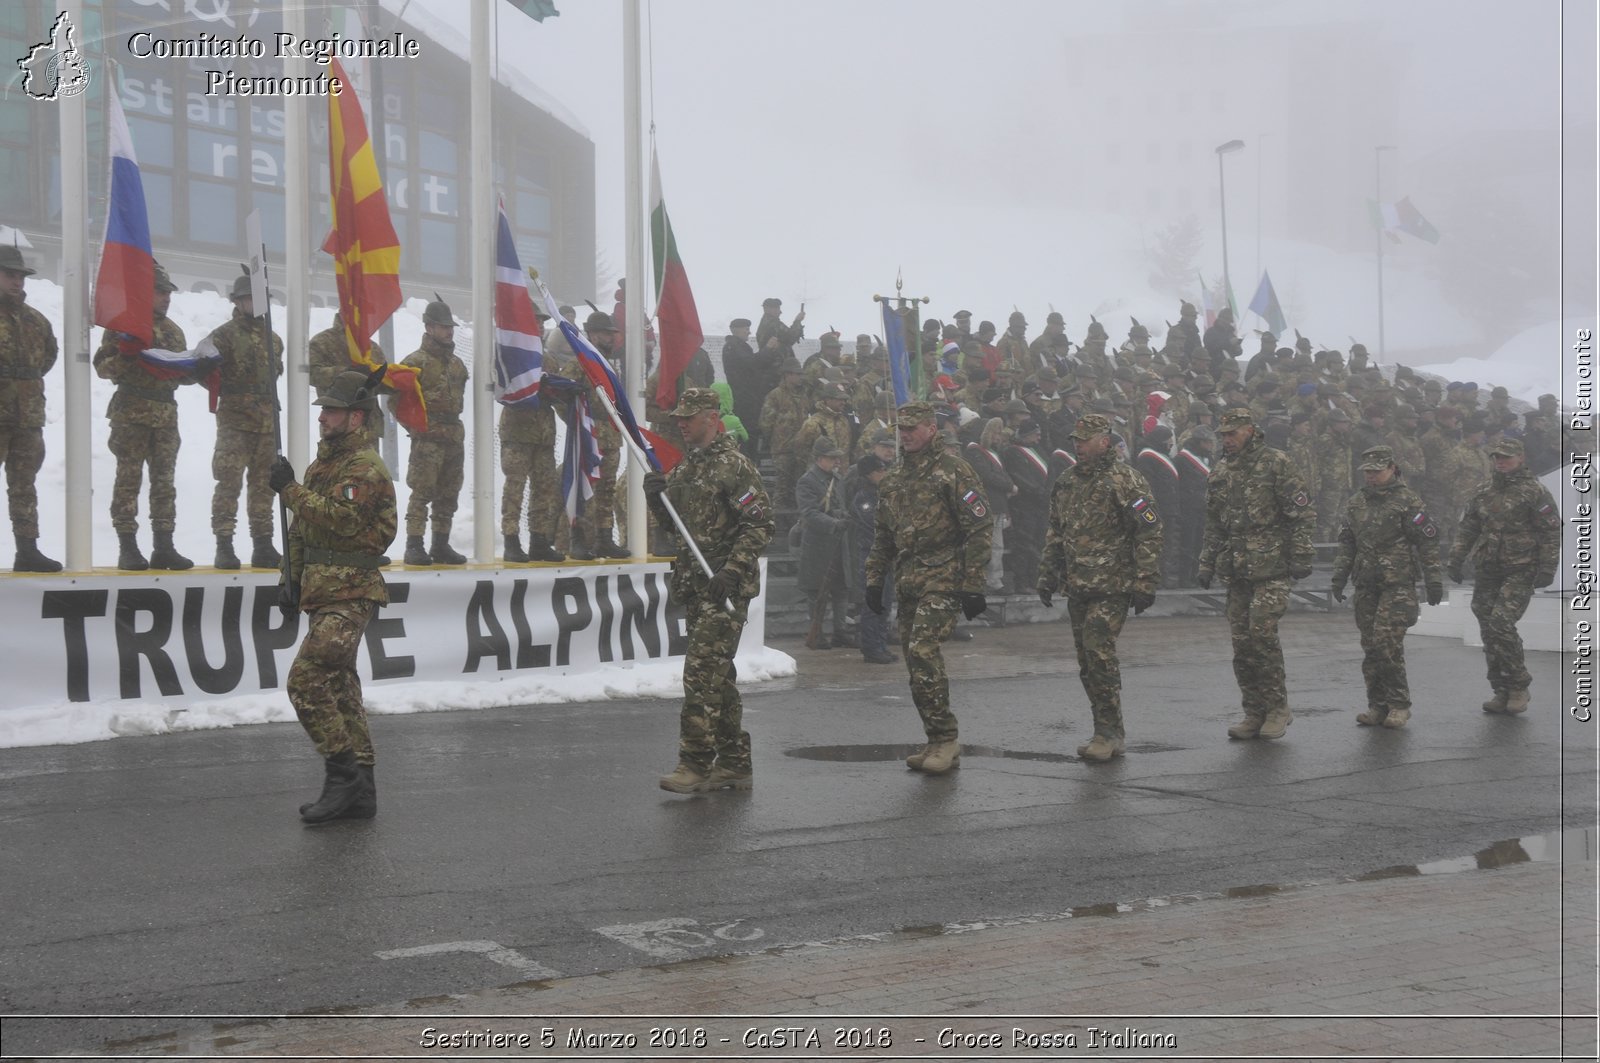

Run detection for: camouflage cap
[[822, 382, 851, 401], [1488, 437, 1524, 457], [152, 261, 178, 293], [314, 369, 382, 411], [0, 245, 35, 275], [897, 401, 936, 426], [811, 435, 846, 459], [669, 387, 721, 417], [1218, 407, 1256, 430], [1070, 412, 1112, 440], [1358, 445, 1395, 470]]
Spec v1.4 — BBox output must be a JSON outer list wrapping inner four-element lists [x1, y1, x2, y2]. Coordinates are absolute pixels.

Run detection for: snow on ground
[[1412, 317, 1581, 403]]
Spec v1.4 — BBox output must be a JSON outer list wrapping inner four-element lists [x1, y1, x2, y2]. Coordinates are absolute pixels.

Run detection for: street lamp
[[1215, 139, 1245, 317], [1375, 144, 1397, 362]]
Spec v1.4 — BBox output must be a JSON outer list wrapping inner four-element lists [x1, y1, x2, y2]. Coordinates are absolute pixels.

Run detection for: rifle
[[805, 475, 841, 649]]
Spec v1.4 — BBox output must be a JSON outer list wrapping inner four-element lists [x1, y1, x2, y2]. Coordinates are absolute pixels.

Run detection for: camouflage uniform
[[1331, 454, 1443, 725], [94, 312, 186, 536], [307, 322, 387, 444], [648, 404, 774, 777], [499, 401, 560, 544], [282, 417, 397, 765], [866, 406, 993, 749], [400, 334, 468, 540], [1199, 414, 1316, 736], [759, 374, 811, 507], [207, 306, 284, 539], [793, 404, 853, 471], [1038, 427, 1162, 749], [1449, 445, 1561, 704], [0, 284, 57, 541]]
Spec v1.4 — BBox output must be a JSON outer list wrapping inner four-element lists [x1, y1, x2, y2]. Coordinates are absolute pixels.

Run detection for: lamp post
[[1215, 139, 1245, 316], [1255, 133, 1270, 282], [1375, 144, 1396, 362]]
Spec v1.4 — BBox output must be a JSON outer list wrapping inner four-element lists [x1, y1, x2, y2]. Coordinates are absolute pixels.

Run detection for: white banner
[[1, 561, 768, 714]]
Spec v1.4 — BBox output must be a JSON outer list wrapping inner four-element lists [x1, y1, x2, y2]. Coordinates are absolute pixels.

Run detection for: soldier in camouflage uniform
[[759, 356, 811, 508], [865, 401, 994, 775], [206, 272, 285, 570], [1036, 413, 1163, 761], [0, 245, 61, 572], [307, 314, 388, 446], [269, 369, 397, 825], [793, 383, 854, 469], [93, 262, 194, 571], [1330, 446, 1444, 730], [1198, 408, 1316, 740], [580, 311, 629, 558], [1448, 437, 1562, 715], [499, 388, 566, 563], [645, 388, 774, 794], [399, 298, 469, 565]]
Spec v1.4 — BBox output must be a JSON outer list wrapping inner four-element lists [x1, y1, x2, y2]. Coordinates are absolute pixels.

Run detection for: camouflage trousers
[[1353, 582, 1420, 715], [1225, 577, 1291, 719], [586, 445, 620, 541], [286, 599, 376, 764], [108, 421, 180, 534], [500, 440, 559, 539], [1471, 566, 1536, 694], [212, 424, 276, 538], [406, 434, 464, 538], [1068, 592, 1131, 740], [678, 595, 751, 773], [0, 424, 44, 538], [897, 590, 961, 742]]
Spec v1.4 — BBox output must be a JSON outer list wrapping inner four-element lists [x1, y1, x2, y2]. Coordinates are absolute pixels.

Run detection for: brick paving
[[113, 857, 1595, 1062]]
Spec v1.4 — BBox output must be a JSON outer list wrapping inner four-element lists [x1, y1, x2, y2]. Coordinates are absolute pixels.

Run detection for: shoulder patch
[[736, 486, 766, 521], [1292, 491, 1310, 507], [1537, 502, 1560, 527], [1413, 510, 1438, 538], [961, 487, 988, 519], [340, 483, 360, 502]]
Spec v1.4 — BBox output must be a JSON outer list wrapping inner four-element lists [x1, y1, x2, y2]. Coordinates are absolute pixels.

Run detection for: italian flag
[[650, 146, 704, 411]]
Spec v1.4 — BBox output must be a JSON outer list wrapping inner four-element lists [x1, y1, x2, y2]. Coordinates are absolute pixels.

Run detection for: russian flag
[[491, 195, 544, 407], [93, 88, 155, 348], [135, 335, 223, 382]]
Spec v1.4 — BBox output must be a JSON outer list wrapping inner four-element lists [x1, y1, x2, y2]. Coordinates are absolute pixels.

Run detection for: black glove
[[1425, 582, 1443, 606], [1038, 586, 1055, 608], [1132, 589, 1156, 615], [277, 582, 299, 621], [1332, 581, 1347, 604], [707, 567, 736, 602], [1288, 561, 1314, 581], [268, 456, 296, 494], [1535, 569, 1556, 589], [959, 591, 987, 620], [865, 585, 885, 615], [1196, 570, 1213, 590], [1447, 562, 1464, 584], [643, 470, 668, 501]]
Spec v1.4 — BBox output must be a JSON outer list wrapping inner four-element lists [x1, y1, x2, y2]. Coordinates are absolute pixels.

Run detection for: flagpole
[[283, 0, 310, 471], [470, 0, 496, 563], [1374, 145, 1395, 364], [62, 0, 90, 569], [623, 0, 648, 559]]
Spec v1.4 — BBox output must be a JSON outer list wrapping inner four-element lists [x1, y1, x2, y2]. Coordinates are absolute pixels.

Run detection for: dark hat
[[811, 435, 846, 459], [558, 303, 575, 316], [1539, 392, 1558, 405], [1180, 300, 1198, 317], [822, 382, 850, 401], [729, 317, 752, 328], [1218, 407, 1255, 430], [870, 426, 895, 444], [1087, 320, 1108, 340], [1046, 311, 1065, 325], [584, 309, 617, 333], [820, 332, 842, 349], [981, 387, 1008, 406], [0, 245, 35, 275], [1358, 445, 1395, 470], [669, 387, 721, 417], [423, 293, 455, 325], [1070, 412, 1112, 440], [1349, 343, 1369, 356], [314, 368, 382, 411], [1491, 385, 1509, 399], [1326, 408, 1352, 423], [857, 453, 889, 475], [897, 401, 936, 426], [152, 261, 178, 293], [953, 309, 972, 320], [1003, 398, 1030, 415], [228, 272, 255, 301], [977, 320, 996, 336], [1015, 418, 1041, 437], [779, 355, 804, 374], [762, 297, 782, 309], [1488, 437, 1524, 457], [1008, 310, 1027, 326]]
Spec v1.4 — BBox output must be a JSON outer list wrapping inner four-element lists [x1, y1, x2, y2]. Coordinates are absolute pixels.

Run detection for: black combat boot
[[214, 534, 241, 570], [300, 752, 366, 825], [503, 533, 530, 563], [527, 532, 565, 562], [12, 537, 62, 573], [430, 531, 467, 565], [566, 528, 595, 561], [250, 535, 281, 568], [593, 531, 630, 559], [302, 760, 376, 818], [403, 535, 432, 566], [116, 532, 149, 571], [148, 530, 193, 570]]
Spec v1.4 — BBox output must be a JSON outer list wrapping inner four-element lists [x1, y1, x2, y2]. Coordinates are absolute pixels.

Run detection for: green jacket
[[1039, 451, 1163, 598], [1450, 466, 1562, 576], [206, 307, 283, 433], [1332, 478, 1442, 590], [284, 431, 397, 610], [0, 291, 57, 428], [1201, 431, 1316, 582], [866, 436, 993, 596], [651, 432, 774, 604]]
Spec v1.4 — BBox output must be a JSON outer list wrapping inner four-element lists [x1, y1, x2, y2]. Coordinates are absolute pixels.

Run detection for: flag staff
[[623, 0, 649, 559], [470, 0, 496, 562], [62, 0, 90, 569], [1374, 144, 1396, 363], [283, 0, 310, 472]]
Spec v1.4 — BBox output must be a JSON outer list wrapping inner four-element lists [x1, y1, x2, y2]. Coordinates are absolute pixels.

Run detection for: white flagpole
[[623, 0, 648, 560], [470, 0, 496, 562], [283, 0, 309, 471], [61, 0, 90, 569]]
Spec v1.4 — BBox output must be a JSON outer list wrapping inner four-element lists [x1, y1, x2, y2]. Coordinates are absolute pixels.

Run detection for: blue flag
[[882, 301, 911, 406], [1247, 271, 1288, 336]]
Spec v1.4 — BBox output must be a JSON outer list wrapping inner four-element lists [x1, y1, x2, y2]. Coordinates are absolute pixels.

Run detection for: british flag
[[491, 196, 543, 407]]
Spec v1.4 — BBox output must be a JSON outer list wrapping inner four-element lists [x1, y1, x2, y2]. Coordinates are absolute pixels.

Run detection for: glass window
[[185, 77, 237, 129], [142, 171, 174, 238], [418, 129, 456, 173], [415, 171, 457, 217], [250, 138, 284, 187], [188, 130, 240, 180], [127, 116, 172, 168], [0, 148, 28, 216], [516, 147, 551, 189], [417, 85, 458, 129], [187, 180, 238, 246], [253, 189, 285, 253], [515, 189, 550, 231], [419, 217, 457, 274], [516, 233, 549, 276]]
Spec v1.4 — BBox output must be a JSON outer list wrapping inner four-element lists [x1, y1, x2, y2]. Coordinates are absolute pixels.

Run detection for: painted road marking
[[375, 940, 562, 979], [594, 918, 764, 960]]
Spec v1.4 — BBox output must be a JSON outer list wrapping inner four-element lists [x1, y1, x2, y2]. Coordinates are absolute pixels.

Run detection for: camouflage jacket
[[793, 408, 853, 461], [755, 313, 803, 358], [650, 432, 774, 604], [93, 314, 187, 429], [1038, 451, 1162, 598], [996, 332, 1030, 373], [1449, 466, 1562, 575], [1201, 431, 1316, 582], [206, 307, 284, 433], [759, 380, 812, 454], [283, 430, 397, 610], [308, 326, 388, 441], [401, 335, 468, 441], [0, 291, 57, 428], [866, 436, 993, 597], [1331, 479, 1442, 590]]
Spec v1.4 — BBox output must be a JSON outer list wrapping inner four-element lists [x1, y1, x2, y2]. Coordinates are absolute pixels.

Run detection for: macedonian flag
[[323, 57, 426, 432]]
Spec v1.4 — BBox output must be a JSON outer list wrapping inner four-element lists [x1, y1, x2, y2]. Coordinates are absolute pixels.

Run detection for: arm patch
[[1130, 496, 1159, 524], [1537, 502, 1560, 527], [737, 487, 766, 521], [961, 488, 988, 518], [1412, 510, 1438, 538]]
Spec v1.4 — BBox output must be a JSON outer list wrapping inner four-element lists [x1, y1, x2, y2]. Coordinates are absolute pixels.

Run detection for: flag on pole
[[549, 380, 602, 523], [491, 196, 544, 407], [649, 147, 703, 411], [1394, 196, 1441, 244], [322, 57, 426, 432], [1246, 271, 1288, 336], [1196, 271, 1217, 331], [93, 87, 154, 348], [881, 300, 912, 405]]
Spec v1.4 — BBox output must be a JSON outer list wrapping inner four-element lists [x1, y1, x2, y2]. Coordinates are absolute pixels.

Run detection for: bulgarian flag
[[649, 145, 703, 411]]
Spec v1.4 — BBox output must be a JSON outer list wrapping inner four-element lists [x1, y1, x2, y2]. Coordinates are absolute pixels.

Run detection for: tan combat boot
[[702, 764, 753, 791], [1381, 708, 1410, 729], [1257, 707, 1293, 740], [658, 763, 709, 794], [1356, 709, 1387, 726], [1482, 690, 1509, 713], [1504, 689, 1530, 714], [1227, 714, 1264, 740], [1079, 735, 1124, 762], [919, 740, 961, 774]]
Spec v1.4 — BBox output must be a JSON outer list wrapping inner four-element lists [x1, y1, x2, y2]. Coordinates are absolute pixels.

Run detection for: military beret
[[1070, 413, 1112, 440], [669, 387, 721, 417], [1463, 381, 1479, 392], [897, 401, 936, 426], [811, 435, 846, 459], [1291, 411, 1313, 427], [729, 317, 752, 328], [1358, 445, 1395, 470], [1218, 407, 1256, 430], [1488, 437, 1524, 457]]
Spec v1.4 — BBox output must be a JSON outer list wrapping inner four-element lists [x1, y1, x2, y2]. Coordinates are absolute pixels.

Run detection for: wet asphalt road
[[1, 612, 1591, 1052]]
